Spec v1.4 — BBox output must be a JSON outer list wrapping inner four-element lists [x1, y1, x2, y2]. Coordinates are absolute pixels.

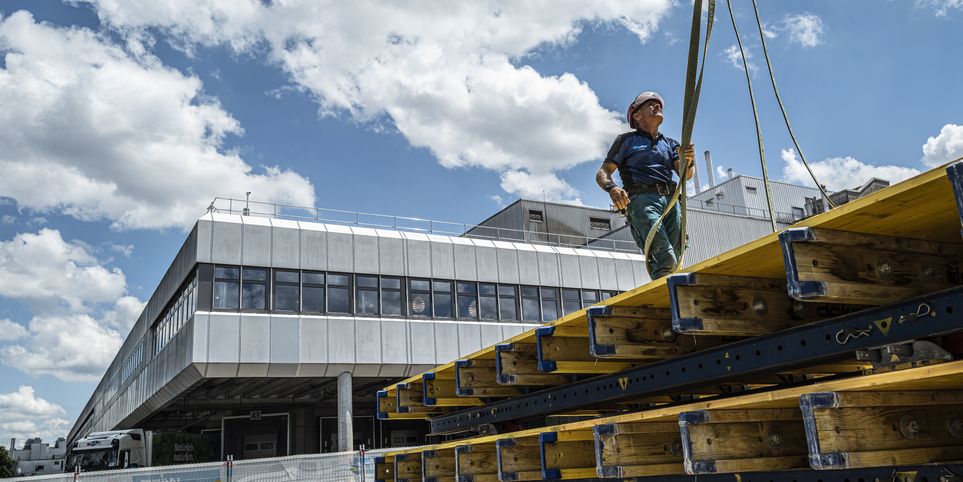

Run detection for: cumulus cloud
[[499, 171, 582, 205], [0, 319, 28, 342], [74, 0, 674, 202], [782, 13, 824, 47], [723, 44, 755, 73], [0, 11, 315, 230], [780, 149, 920, 191], [916, 0, 963, 16], [922, 123, 963, 167], [0, 386, 71, 444]]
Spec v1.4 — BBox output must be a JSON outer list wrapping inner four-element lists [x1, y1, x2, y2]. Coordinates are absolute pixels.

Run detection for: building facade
[[9, 438, 67, 476]]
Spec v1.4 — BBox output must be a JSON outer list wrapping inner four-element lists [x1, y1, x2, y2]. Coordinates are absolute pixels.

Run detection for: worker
[[596, 91, 695, 280]]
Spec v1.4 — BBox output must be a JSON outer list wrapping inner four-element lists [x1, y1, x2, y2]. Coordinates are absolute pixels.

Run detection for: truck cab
[[64, 429, 152, 472]]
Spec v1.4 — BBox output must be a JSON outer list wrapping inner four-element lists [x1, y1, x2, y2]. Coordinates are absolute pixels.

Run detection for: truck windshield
[[64, 448, 118, 472]]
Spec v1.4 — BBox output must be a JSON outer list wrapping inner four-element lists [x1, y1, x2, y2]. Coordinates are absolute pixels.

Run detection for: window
[[589, 217, 611, 230], [274, 270, 300, 312], [327, 273, 351, 313], [457, 282, 478, 319], [381, 277, 403, 316], [213, 266, 240, 309], [745, 186, 758, 194], [601, 290, 618, 300], [479, 283, 498, 320], [715, 191, 724, 199], [582, 290, 599, 307], [562, 289, 581, 315], [409, 279, 431, 317], [241, 268, 268, 310], [302, 271, 325, 313], [356, 275, 379, 315], [528, 209, 544, 222], [541, 287, 559, 321], [433, 280, 453, 318], [498, 285, 517, 321], [792, 206, 805, 220], [521, 286, 540, 322]]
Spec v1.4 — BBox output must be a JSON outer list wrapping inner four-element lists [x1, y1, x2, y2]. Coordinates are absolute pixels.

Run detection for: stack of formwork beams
[[374, 162, 963, 481]]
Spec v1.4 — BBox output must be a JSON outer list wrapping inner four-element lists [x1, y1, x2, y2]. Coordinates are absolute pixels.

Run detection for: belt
[[625, 182, 676, 196]]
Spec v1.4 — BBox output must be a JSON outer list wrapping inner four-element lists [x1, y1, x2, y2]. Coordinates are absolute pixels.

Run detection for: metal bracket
[[855, 340, 953, 369]]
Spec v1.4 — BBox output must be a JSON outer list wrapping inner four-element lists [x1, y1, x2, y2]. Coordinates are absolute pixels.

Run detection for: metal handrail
[[687, 198, 805, 223]]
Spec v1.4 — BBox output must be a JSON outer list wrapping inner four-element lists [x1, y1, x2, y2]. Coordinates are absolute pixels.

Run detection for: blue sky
[[0, 0, 961, 447]]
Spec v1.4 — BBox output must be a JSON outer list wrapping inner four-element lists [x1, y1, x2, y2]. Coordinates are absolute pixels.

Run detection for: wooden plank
[[594, 421, 685, 478], [780, 228, 963, 305], [422, 448, 456, 482], [374, 455, 394, 482], [495, 343, 569, 386], [423, 372, 484, 407], [455, 443, 499, 482], [536, 326, 642, 374], [539, 429, 596, 480], [397, 381, 442, 414], [496, 437, 542, 481], [377, 389, 398, 419], [801, 390, 963, 469], [678, 408, 808, 474], [394, 452, 422, 482], [668, 273, 867, 336], [455, 359, 521, 398]]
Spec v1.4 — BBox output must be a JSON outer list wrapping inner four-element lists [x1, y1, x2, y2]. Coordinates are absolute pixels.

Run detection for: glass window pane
[[542, 300, 558, 321], [540, 287, 557, 299], [498, 285, 516, 297], [563, 299, 581, 315], [382, 291, 402, 315], [357, 276, 378, 288], [328, 287, 350, 313], [582, 290, 599, 303], [479, 296, 497, 320], [409, 293, 430, 316], [215, 266, 239, 280], [456, 282, 476, 295], [411, 279, 430, 291], [432, 281, 452, 292], [479, 284, 497, 296], [521, 286, 538, 298], [457, 295, 478, 319], [433, 293, 453, 318], [276, 270, 299, 283], [382, 277, 401, 290], [242, 268, 267, 281], [276, 285, 300, 311], [357, 289, 379, 314], [241, 283, 266, 310], [562, 289, 580, 300], [601, 291, 615, 300], [302, 286, 324, 312], [213, 281, 239, 309], [303, 272, 325, 285], [522, 298, 540, 321], [328, 274, 350, 286]]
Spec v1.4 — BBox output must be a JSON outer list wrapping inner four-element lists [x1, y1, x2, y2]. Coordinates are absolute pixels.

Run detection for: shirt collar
[[635, 129, 664, 142]]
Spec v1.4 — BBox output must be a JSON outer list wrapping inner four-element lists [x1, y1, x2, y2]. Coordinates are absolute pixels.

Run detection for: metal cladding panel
[[516, 248, 539, 285], [327, 317, 357, 363], [409, 321, 437, 365], [241, 217, 272, 267], [501, 324, 528, 339], [270, 315, 300, 364], [239, 314, 271, 363], [536, 251, 561, 286], [381, 319, 409, 364], [355, 318, 383, 364], [597, 256, 618, 291], [613, 257, 636, 291], [429, 239, 456, 279], [207, 312, 240, 363], [576, 251, 601, 289], [453, 243, 478, 281], [195, 215, 213, 263], [299, 226, 327, 271], [434, 323, 460, 362], [211, 215, 243, 265], [406, 239, 432, 278], [299, 317, 328, 363], [378, 235, 406, 276], [326, 230, 354, 273], [354, 232, 380, 274], [474, 246, 498, 282], [630, 255, 649, 285], [192, 313, 208, 363], [683, 209, 775, 267], [557, 252, 582, 288], [457, 323, 483, 356], [495, 246, 520, 284], [480, 324, 503, 346], [270, 220, 301, 269]]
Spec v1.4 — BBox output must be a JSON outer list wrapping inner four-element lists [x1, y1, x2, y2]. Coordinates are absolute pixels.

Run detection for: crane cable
[[641, 0, 715, 271], [748, 0, 836, 209]]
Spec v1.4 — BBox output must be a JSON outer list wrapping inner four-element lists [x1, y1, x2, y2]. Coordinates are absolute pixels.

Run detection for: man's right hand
[[610, 187, 630, 211]]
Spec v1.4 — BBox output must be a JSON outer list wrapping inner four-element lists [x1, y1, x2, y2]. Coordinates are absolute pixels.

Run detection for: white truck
[[64, 429, 153, 472]]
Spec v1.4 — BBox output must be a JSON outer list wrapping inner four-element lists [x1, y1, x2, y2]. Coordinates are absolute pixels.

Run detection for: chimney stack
[[9, 438, 15, 450], [727, 167, 734, 179], [704, 151, 715, 187], [691, 155, 702, 194]]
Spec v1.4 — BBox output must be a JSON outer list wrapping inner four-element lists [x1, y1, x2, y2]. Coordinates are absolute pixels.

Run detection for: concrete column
[[337, 371, 353, 452]]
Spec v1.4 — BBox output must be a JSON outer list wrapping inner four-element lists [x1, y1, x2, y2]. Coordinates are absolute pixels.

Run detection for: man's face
[[633, 99, 664, 128]]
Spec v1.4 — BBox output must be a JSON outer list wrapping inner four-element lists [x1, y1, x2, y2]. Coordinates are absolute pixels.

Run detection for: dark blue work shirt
[[604, 130, 680, 186]]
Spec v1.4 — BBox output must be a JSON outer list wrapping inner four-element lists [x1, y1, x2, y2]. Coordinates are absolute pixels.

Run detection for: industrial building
[[67, 177, 825, 461], [8, 438, 67, 476]]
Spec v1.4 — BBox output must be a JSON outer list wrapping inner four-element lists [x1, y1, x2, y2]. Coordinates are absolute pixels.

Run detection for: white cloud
[[1, 215, 15, 224], [716, 165, 731, 181], [488, 194, 506, 208], [917, 0, 963, 16], [0, 319, 28, 341], [922, 123, 963, 167], [0, 386, 71, 444], [0, 11, 315, 230], [499, 171, 582, 205], [723, 44, 755, 73], [780, 149, 920, 191], [106, 242, 135, 258], [75, 0, 674, 201], [782, 13, 824, 47]]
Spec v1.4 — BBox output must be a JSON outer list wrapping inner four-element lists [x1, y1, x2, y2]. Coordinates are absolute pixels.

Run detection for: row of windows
[[120, 343, 144, 384], [153, 273, 198, 356], [211, 265, 619, 322]]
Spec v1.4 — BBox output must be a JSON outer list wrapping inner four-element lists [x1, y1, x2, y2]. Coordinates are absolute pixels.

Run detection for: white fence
[[15, 449, 396, 482]]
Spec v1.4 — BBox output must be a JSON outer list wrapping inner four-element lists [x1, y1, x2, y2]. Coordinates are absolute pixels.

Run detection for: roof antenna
[[243, 192, 251, 216]]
